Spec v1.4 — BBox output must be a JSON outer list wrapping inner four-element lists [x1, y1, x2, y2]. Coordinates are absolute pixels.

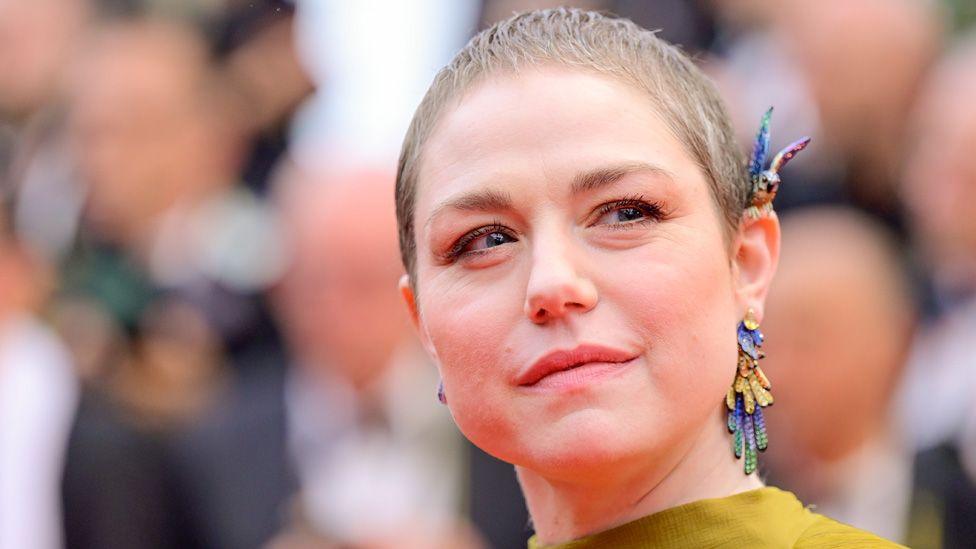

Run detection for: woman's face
[[405, 68, 753, 480]]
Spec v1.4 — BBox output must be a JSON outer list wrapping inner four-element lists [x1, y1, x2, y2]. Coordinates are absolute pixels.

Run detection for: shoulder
[[794, 513, 908, 548]]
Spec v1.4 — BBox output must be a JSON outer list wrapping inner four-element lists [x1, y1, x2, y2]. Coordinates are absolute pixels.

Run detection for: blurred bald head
[[903, 34, 976, 292], [273, 162, 407, 386], [782, 0, 941, 203], [761, 208, 915, 476]]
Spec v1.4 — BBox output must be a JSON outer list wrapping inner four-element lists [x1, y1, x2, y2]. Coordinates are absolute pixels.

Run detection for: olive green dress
[[527, 487, 905, 548]]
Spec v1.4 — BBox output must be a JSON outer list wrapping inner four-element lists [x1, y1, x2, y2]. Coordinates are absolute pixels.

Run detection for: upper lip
[[515, 344, 638, 387]]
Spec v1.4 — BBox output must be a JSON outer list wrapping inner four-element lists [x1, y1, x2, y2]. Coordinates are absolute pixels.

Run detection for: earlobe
[[732, 212, 781, 316]]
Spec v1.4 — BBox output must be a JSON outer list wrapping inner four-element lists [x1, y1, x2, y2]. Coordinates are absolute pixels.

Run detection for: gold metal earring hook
[[743, 308, 759, 330]]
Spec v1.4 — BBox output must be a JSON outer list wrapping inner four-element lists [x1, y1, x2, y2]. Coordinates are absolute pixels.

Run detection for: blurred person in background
[[783, 0, 941, 221], [60, 17, 235, 416], [0, 204, 78, 549], [61, 14, 285, 390], [895, 32, 976, 548], [0, 4, 88, 545], [902, 33, 976, 315], [759, 207, 916, 543], [208, 0, 312, 195], [710, 0, 942, 228], [58, 17, 284, 548], [0, 0, 92, 263], [175, 161, 478, 549], [55, 0, 307, 373]]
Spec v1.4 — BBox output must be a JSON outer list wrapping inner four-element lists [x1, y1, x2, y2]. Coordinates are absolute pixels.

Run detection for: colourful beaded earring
[[727, 109, 809, 474], [727, 308, 773, 475]]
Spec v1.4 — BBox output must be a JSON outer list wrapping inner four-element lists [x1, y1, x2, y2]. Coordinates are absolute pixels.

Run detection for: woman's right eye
[[465, 231, 516, 252], [447, 224, 518, 261]]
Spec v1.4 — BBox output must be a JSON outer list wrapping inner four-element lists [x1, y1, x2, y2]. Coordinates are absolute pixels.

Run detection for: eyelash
[[440, 196, 668, 263], [592, 195, 667, 228], [441, 221, 514, 263]]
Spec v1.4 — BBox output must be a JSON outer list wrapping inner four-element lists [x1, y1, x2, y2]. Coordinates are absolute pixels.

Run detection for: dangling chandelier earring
[[727, 308, 774, 475], [727, 107, 808, 474]]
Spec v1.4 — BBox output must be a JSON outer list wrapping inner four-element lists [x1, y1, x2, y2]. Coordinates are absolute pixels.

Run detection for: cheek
[[604, 229, 738, 413], [417, 274, 523, 453]]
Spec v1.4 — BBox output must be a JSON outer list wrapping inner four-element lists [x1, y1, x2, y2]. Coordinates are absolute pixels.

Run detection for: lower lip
[[524, 358, 638, 391]]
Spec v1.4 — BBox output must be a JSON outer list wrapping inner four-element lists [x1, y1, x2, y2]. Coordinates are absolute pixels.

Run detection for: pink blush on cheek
[[421, 294, 520, 422]]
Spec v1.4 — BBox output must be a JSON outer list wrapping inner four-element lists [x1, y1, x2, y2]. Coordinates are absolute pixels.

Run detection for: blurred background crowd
[[0, 0, 975, 548]]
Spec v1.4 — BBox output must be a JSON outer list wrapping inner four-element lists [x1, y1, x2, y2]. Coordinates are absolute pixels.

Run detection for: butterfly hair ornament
[[745, 107, 812, 219]]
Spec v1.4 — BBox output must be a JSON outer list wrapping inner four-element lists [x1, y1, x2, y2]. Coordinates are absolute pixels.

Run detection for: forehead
[[415, 67, 704, 216]]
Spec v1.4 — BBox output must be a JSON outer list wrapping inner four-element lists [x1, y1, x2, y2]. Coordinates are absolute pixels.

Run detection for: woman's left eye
[[592, 199, 665, 227]]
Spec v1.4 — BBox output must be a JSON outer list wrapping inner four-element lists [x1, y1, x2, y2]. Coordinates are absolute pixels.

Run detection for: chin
[[508, 407, 660, 481]]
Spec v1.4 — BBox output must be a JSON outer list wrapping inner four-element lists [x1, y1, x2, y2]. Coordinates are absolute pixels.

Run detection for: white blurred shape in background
[[291, 0, 480, 170]]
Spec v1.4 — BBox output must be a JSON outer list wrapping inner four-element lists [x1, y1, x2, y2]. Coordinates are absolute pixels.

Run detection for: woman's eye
[[465, 231, 516, 252], [593, 200, 664, 227], [444, 224, 519, 262], [613, 207, 646, 222]]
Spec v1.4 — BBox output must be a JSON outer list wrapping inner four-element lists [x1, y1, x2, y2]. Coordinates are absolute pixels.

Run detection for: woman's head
[[398, 8, 748, 279], [396, 8, 779, 482]]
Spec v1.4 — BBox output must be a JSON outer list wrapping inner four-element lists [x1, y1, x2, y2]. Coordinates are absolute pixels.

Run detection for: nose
[[523, 237, 598, 324]]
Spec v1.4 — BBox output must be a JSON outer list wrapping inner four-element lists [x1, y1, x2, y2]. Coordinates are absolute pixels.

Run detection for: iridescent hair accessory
[[727, 308, 773, 475], [745, 107, 812, 218]]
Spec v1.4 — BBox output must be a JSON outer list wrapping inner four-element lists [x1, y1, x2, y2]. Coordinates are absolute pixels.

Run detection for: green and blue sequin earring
[[727, 308, 773, 475]]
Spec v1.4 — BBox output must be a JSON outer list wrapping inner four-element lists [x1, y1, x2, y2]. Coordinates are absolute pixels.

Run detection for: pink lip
[[516, 344, 639, 388]]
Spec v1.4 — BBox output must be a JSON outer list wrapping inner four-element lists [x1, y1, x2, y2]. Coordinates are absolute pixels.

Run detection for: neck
[[518, 410, 764, 545]]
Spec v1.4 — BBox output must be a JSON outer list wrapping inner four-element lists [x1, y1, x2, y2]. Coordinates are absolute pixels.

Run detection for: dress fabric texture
[[527, 486, 906, 548]]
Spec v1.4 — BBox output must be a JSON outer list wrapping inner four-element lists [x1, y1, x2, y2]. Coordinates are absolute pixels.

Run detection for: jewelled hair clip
[[745, 107, 811, 219]]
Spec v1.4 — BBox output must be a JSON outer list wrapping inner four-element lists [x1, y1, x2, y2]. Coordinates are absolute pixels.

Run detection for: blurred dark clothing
[[174, 360, 297, 549], [62, 388, 198, 549], [208, 0, 295, 57], [906, 443, 976, 549], [62, 356, 295, 549], [170, 353, 465, 548], [468, 442, 532, 549], [237, 120, 291, 197], [613, 0, 716, 54], [477, 0, 716, 53]]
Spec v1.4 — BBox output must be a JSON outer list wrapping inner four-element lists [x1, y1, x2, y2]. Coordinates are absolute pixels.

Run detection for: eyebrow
[[425, 162, 676, 228], [426, 188, 515, 230], [571, 162, 676, 195]]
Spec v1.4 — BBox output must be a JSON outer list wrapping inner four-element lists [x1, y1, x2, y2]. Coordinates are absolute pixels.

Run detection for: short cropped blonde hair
[[396, 7, 747, 276]]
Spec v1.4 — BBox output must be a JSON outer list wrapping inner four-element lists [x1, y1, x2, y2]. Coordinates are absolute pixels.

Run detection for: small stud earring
[[437, 380, 447, 405]]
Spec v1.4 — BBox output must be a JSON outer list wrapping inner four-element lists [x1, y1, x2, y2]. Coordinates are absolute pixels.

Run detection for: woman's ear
[[732, 212, 781, 318], [399, 274, 421, 328], [399, 274, 437, 359]]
